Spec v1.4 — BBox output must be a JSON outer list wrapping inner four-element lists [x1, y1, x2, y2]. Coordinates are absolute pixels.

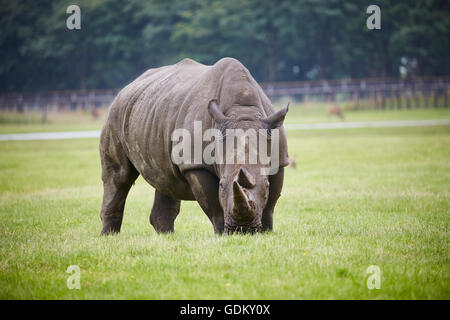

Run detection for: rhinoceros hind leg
[[262, 167, 284, 232], [99, 139, 139, 235], [150, 191, 181, 233], [184, 170, 224, 234]]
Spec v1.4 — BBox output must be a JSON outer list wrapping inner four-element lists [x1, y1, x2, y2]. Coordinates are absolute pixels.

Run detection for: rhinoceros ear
[[208, 99, 228, 124], [264, 102, 289, 129]]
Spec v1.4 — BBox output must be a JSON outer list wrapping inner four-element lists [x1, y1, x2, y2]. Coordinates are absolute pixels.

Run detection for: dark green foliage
[[0, 0, 448, 92]]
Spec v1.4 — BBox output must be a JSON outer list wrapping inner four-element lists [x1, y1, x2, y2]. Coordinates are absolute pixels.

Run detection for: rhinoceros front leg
[[184, 170, 224, 234], [150, 191, 181, 233], [262, 167, 284, 232]]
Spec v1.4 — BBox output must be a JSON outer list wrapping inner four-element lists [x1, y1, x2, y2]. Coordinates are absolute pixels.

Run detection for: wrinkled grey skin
[[99, 57, 289, 235]]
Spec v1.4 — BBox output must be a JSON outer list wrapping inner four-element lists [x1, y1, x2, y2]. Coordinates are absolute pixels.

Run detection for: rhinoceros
[[99, 57, 289, 235]]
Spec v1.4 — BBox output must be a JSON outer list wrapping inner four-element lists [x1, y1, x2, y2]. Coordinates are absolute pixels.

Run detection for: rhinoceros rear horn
[[208, 99, 228, 124], [238, 167, 256, 189], [264, 102, 289, 129]]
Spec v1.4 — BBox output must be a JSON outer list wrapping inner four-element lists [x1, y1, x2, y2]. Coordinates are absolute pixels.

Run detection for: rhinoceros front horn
[[233, 180, 253, 217]]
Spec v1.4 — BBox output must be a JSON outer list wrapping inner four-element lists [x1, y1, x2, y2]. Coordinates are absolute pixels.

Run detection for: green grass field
[[0, 108, 449, 299]]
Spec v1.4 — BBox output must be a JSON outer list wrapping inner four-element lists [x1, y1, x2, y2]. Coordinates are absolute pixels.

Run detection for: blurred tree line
[[0, 0, 448, 93]]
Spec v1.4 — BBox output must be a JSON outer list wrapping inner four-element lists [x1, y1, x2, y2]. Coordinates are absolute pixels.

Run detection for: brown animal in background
[[91, 108, 101, 119], [288, 156, 296, 169], [327, 106, 344, 121]]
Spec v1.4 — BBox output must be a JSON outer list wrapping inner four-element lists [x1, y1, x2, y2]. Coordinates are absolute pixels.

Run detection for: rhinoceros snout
[[224, 224, 262, 235]]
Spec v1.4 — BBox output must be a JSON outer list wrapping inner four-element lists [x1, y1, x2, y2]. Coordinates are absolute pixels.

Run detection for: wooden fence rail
[[0, 77, 448, 112], [261, 76, 449, 109]]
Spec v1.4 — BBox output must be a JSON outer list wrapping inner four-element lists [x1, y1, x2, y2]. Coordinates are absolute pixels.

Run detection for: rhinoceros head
[[208, 99, 288, 233]]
